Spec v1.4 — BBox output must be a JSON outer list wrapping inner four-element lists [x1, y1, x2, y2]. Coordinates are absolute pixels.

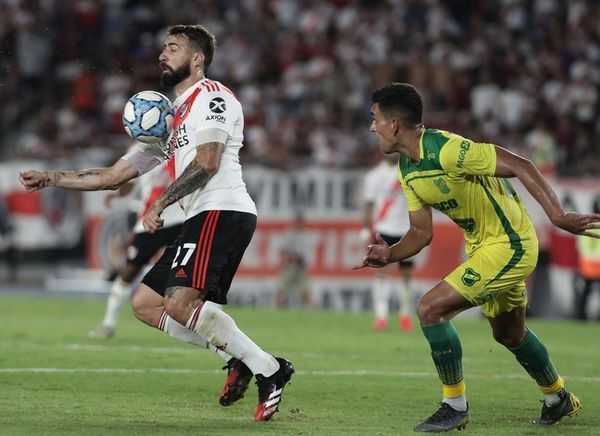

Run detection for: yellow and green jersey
[[398, 128, 537, 255]]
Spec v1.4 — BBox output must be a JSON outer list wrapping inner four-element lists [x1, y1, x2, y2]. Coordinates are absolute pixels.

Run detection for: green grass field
[[1, 294, 599, 435]]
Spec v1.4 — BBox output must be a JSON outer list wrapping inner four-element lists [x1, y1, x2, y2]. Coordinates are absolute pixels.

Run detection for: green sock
[[508, 329, 560, 387], [421, 321, 464, 385]]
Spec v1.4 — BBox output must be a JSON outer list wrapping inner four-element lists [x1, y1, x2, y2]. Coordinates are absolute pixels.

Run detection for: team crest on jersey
[[461, 268, 481, 287], [427, 151, 436, 160], [434, 177, 450, 194], [209, 97, 226, 113], [178, 102, 189, 119]]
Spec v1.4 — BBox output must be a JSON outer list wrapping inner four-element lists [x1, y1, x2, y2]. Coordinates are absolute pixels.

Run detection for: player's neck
[[399, 127, 424, 162], [174, 72, 206, 97]]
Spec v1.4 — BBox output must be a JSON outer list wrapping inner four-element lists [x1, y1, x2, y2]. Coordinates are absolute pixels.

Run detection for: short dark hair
[[167, 24, 216, 72], [371, 83, 423, 127]]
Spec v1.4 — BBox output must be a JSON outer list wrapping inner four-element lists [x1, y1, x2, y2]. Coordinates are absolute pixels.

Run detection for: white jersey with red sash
[[127, 78, 256, 220], [363, 160, 410, 237]]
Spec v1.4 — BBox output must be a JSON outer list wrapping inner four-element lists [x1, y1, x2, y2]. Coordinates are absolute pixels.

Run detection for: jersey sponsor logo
[[163, 124, 190, 159], [209, 97, 226, 113], [175, 268, 187, 279], [434, 177, 450, 194], [205, 114, 226, 123], [456, 140, 471, 168], [426, 151, 436, 160], [432, 198, 458, 212], [461, 267, 481, 287]]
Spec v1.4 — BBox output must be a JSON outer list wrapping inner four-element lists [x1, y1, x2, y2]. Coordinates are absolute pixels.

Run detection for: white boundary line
[[0, 367, 599, 382]]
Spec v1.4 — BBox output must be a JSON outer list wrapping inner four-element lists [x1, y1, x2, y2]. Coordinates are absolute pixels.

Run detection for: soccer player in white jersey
[[361, 154, 414, 332], [89, 157, 185, 339], [19, 24, 293, 422]]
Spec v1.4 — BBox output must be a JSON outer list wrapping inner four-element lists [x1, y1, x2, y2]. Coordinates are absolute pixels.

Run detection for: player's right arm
[[354, 206, 432, 269], [19, 158, 141, 192], [19, 142, 163, 193]]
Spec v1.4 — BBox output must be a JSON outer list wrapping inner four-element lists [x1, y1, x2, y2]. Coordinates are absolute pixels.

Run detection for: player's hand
[[353, 233, 391, 269], [553, 211, 600, 238], [142, 201, 164, 233], [19, 170, 51, 192]]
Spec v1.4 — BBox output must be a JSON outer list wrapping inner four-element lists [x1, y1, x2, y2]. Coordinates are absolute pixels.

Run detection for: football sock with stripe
[[508, 329, 564, 406], [187, 301, 279, 377], [101, 277, 131, 328], [158, 311, 230, 362], [422, 321, 467, 411]]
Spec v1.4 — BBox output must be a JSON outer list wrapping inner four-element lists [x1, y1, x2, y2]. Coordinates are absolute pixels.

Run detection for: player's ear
[[192, 51, 205, 70], [391, 117, 401, 135]]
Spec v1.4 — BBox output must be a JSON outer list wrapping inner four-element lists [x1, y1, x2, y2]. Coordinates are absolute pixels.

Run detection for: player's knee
[[164, 290, 196, 325], [131, 295, 153, 325], [492, 330, 522, 348], [164, 296, 186, 325], [416, 299, 442, 325]]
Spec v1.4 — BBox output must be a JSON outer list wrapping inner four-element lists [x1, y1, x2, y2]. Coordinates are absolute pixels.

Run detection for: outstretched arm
[[354, 205, 433, 269], [494, 146, 600, 237], [19, 158, 140, 192], [143, 141, 224, 232]]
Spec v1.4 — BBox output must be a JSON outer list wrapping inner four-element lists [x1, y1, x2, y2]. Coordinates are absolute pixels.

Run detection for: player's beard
[[160, 63, 191, 88]]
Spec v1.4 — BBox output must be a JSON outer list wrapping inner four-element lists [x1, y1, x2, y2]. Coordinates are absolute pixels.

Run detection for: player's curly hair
[[371, 83, 423, 127], [167, 24, 216, 72]]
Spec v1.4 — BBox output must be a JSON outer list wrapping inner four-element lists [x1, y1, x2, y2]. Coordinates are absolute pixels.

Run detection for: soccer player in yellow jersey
[[355, 83, 600, 432]]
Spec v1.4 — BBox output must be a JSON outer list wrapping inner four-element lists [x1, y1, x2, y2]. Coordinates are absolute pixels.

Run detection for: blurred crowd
[[1, 0, 600, 175]]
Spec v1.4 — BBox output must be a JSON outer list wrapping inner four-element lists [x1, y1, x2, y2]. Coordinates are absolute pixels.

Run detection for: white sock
[[157, 311, 231, 362], [101, 277, 131, 328], [187, 301, 279, 377], [396, 277, 413, 317], [372, 276, 391, 319], [443, 394, 467, 412]]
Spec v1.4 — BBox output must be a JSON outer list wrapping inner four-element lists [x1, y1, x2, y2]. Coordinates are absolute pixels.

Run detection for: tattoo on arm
[[160, 142, 221, 208], [46, 171, 65, 188], [76, 171, 101, 180]]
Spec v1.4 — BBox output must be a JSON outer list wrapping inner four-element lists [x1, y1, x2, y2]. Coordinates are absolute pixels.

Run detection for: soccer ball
[[122, 91, 174, 143]]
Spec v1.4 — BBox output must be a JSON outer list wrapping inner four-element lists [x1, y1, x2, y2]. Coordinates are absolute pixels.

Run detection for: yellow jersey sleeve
[[398, 171, 425, 212], [440, 137, 497, 176]]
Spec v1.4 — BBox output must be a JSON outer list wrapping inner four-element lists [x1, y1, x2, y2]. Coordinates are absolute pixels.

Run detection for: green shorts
[[444, 240, 539, 318]]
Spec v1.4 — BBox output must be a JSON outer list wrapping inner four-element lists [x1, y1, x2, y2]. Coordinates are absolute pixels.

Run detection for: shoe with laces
[[534, 389, 581, 426], [254, 357, 294, 421], [219, 358, 253, 406], [414, 402, 470, 432], [88, 325, 115, 339]]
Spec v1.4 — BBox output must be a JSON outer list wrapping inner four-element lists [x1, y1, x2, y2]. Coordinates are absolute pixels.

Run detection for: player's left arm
[[494, 145, 600, 237], [143, 135, 225, 233]]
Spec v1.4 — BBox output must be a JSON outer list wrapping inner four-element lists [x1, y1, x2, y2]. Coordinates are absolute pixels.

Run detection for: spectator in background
[[575, 202, 600, 320], [275, 212, 314, 309], [2, 1, 600, 175], [525, 116, 557, 177]]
